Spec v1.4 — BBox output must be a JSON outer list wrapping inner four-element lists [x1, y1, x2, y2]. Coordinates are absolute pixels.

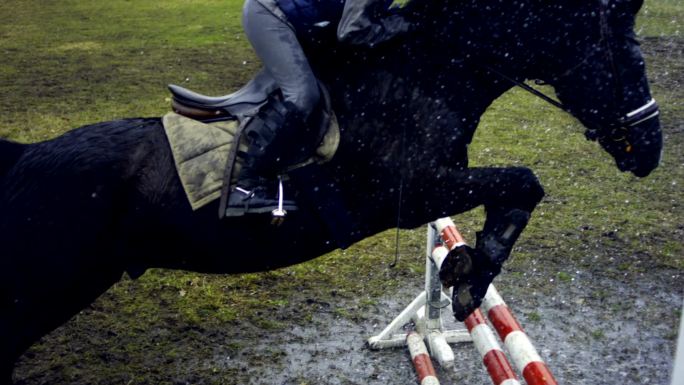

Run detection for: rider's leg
[[226, 0, 321, 215], [243, 0, 320, 116]]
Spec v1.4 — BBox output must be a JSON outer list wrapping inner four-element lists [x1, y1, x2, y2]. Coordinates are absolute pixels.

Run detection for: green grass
[[638, 0, 682, 36], [1, 0, 682, 376], [0, 0, 255, 141]]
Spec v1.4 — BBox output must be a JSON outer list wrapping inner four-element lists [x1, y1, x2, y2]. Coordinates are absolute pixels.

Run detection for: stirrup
[[223, 178, 297, 218], [270, 177, 289, 225]]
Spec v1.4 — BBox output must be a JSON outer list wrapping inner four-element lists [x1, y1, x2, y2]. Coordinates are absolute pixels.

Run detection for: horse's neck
[[427, 0, 581, 81], [325, 39, 517, 171]]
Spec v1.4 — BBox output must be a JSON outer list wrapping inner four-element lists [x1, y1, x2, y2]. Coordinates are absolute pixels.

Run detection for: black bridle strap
[[485, 65, 569, 114], [484, 64, 611, 141]]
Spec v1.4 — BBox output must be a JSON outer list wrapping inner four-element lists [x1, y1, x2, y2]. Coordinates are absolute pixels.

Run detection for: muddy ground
[[12, 37, 683, 385]]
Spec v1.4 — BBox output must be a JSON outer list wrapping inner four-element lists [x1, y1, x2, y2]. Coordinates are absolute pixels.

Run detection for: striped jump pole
[[434, 217, 467, 251], [433, 217, 557, 385], [482, 286, 558, 385], [464, 309, 521, 385], [370, 217, 558, 385], [429, 223, 520, 385], [407, 332, 441, 385]]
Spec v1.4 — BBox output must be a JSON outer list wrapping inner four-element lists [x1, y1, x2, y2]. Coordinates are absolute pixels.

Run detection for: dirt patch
[[13, 243, 681, 385]]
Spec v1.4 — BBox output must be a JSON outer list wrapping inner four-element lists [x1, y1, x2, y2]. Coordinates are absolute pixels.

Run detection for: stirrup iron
[[271, 177, 288, 226]]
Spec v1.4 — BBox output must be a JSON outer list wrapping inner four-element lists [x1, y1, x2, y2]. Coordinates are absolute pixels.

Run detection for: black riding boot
[[224, 100, 311, 217]]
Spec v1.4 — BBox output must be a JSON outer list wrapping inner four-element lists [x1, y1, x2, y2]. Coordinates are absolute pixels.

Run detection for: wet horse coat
[[0, 0, 662, 382]]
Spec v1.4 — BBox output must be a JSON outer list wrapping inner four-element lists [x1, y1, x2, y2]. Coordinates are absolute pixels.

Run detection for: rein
[[484, 66, 656, 154], [484, 65, 567, 113]]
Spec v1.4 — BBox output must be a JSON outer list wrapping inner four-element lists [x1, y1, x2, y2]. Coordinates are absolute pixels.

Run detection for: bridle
[[484, 0, 659, 154]]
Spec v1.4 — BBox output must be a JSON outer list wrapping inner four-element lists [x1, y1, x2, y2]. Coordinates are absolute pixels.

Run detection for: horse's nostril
[[617, 156, 635, 173]]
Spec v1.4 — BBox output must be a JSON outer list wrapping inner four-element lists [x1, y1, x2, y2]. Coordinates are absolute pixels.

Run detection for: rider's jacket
[[259, 0, 409, 46]]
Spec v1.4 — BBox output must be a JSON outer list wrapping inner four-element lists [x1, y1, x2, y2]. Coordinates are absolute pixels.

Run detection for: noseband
[[621, 98, 660, 127]]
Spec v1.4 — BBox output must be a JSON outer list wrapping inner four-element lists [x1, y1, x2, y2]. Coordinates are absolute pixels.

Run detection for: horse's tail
[[0, 138, 26, 177]]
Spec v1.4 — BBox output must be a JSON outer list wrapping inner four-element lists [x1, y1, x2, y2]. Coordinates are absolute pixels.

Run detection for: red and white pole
[[464, 310, 522, 385], [407, 332, 441, 385], [434, 217, 467, 251], [482, 286, 558, 385], [434, 217, 557, 385]]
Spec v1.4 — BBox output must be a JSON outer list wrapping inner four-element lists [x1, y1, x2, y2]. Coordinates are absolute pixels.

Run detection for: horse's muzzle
[[617, 113, 663, 177]]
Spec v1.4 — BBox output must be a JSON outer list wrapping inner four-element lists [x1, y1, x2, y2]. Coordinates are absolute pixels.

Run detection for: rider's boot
[[449, 208, 531, 321], [224, 100, 310, 217]]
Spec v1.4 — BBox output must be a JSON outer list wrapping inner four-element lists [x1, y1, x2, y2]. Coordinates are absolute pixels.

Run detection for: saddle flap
[[162, 111, 339, 211]]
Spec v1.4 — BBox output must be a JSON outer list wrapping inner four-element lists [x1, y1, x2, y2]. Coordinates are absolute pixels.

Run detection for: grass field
[[1, 0, 682, 384]]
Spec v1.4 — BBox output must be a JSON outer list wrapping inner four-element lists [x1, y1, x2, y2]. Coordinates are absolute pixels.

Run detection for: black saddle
[[169, 68, 278, 121]]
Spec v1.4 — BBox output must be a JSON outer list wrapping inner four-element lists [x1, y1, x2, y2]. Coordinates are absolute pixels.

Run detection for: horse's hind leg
[[401, 166, 545, 319], [0, 191, 127, 382], [1, 253, 123, 384]]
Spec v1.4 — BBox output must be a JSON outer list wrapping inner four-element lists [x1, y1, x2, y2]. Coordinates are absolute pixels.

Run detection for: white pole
[[671, 301, 684, 385]]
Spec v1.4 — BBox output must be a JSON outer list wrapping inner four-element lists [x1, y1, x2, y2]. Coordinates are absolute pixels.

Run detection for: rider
[[225, 0, 411, 216]]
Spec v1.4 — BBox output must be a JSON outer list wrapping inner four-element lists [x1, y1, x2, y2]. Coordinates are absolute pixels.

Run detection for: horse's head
[[543, 0, 662, 177]]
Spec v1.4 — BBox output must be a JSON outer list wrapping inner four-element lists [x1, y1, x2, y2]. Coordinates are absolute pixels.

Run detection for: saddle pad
[[162, 112, 340, 211]]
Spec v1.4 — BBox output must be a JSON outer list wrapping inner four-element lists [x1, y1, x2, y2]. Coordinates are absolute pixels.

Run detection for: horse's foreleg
[[400, 165, 544, 265], [401, 166, 544, 227], [475, 167, 545, 268], [401, 166, 544, 320]]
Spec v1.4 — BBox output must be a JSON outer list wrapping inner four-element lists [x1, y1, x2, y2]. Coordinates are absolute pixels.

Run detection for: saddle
[[169, 68, 279, 122], [167, 74, 356, 248], [167, 71, 340, 219]]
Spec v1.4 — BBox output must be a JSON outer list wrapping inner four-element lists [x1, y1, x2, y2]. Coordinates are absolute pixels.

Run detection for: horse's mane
[[399, 0, 608, 70]]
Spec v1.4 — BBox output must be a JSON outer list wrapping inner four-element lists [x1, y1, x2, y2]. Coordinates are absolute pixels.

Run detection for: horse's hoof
[[451, 282, 479, 321], [451, 267, 499, 322], [439, 245, 475, 288]]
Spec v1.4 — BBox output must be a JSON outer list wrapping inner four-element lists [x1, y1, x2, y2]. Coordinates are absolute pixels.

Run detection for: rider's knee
[[290, 81, 321, 117]]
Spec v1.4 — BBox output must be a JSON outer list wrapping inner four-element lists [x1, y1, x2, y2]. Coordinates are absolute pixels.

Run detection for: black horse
[[0, 0, 662, 382]]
